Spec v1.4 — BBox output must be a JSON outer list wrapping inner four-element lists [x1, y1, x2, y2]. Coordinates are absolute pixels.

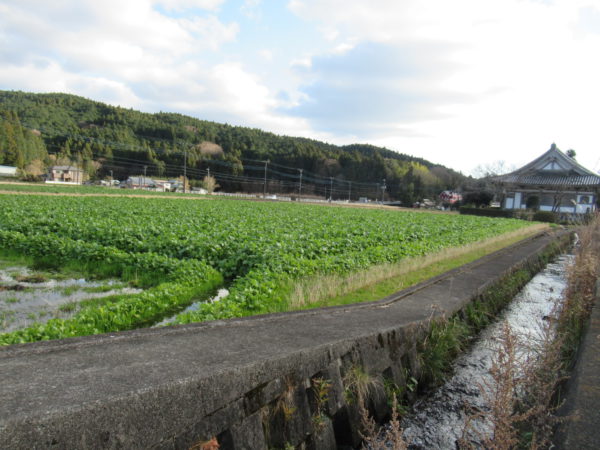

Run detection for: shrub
[[459, 207, 514, 218], [532, 211, 557, 223]]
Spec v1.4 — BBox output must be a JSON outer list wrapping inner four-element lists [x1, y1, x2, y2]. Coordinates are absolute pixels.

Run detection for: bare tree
[[201, 175, 219, 193], [471, 160, 516, 179]]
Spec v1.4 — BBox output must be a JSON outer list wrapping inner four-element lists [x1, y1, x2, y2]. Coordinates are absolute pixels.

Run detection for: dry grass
[[461, 217, 599, 449], [189, 436, 219, 450], [288, 224, 549, 309], [274, 376, 298, 422], [360, 396, 407, 450], [460, 319, 565, 450], [311, 377, 332, 429], [344, 365, 384, 407], [462, 323, 529, 450], [558, 218, 600, 361], [343, 365, 408, 449]]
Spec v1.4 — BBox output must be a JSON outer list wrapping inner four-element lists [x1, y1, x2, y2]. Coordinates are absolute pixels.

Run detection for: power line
[[1, 115, 421, 199]]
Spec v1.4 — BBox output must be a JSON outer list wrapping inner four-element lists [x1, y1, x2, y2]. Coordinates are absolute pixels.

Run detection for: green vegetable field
[[0, 195, 530, 344]]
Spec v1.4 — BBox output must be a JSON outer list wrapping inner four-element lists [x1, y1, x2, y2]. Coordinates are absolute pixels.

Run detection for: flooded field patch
[[0, 263, 141, 333]]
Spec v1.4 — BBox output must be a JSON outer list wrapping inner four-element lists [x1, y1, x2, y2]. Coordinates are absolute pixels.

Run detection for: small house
[[439, 190, 462, 205], [124, 176, 156, 189], [47, 166, 84, 184], [154, 180, 172, 192], [0, 165, 17, 178]]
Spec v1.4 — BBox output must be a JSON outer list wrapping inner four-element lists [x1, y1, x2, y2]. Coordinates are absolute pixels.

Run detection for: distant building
[[47, 166, 84, 184], [153, 180, 172, 192], [0, 165, 17, 178], [124, 176, 156, 189], [492, 145, 600, 215], [439, 190, 462, 204]]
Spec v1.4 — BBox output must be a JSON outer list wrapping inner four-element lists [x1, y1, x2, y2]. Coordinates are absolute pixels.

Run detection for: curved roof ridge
[[495, 146, 599, 180]]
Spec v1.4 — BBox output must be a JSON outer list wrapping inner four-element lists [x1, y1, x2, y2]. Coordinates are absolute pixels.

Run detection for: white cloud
[[0, 0, 309, 137], [0, 1, 239, 105], [1, 0, 599, 174], [241, 0, 262, 20], [286, 0, 600, 172], [0, 61, 141, 108], [154, 0, 225, 12], [259, 49, 273, 61]]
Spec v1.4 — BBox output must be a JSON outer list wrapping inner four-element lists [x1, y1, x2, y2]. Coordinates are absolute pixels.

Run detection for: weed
[[460, 220, 598, 449], [311, 377, 332, 429], [359, 396, 407, 450], [558, 220, 599, 364], [471, 323, 525, 450], [344, 365, 384, 406], [0, 310, 16, 326], [275, 377, 297, 423], [189, 436, 219, 450], [4, 296, 20, 304], [58, 301, 78, 313], [15, 274, 48, 283], [383, 373, 417, 417], [61, 285, 82, 296], [82, 283, 127, 293], [419, 314, 470, 387]]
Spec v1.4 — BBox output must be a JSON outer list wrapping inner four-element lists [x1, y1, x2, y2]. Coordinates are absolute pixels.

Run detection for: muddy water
[[0, 265, 141, 333], [399, 255, 572, 449]]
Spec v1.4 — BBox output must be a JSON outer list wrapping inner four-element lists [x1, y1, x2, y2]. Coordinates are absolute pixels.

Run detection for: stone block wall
[[181, 323, 427, 450]]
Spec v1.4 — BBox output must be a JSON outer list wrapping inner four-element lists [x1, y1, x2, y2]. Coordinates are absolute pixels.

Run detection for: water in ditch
[[398, 254, 572, 449], [153, 288, 230, 327]]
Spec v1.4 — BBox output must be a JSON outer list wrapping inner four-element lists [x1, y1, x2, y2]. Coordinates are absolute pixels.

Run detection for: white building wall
[[514, 192, 523, 209]]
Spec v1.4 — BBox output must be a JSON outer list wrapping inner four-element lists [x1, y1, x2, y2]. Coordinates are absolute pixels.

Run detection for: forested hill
[[0, 90, 466, 202]]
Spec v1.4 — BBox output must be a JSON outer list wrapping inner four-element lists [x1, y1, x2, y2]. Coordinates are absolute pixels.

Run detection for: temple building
[[492, 144, 599, 215]]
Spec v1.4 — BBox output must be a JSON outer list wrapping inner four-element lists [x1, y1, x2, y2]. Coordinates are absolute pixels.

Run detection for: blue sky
[[1, 0, 600, 174]]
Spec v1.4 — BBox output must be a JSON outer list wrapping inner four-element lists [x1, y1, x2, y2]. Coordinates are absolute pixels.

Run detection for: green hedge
[[459, 207, 514, 218], [532, 211, 558, 223]]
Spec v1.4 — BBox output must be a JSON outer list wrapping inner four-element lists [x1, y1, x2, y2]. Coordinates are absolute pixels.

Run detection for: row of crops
[[0, 194, 531, 344]]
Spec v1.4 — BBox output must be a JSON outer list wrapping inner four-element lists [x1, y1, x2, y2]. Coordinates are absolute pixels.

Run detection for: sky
[[1, 0, 600, 175]]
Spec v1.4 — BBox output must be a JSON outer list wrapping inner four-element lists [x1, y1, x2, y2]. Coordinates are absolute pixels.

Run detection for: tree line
[[0, 90, 467, 203]]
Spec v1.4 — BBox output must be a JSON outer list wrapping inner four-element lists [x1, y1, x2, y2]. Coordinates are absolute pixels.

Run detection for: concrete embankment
[[0, 230, 568, 449], [555, 279, 600, 449]]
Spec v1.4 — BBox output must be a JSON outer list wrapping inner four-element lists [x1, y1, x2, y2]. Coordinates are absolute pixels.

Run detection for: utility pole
[[207, 167, 210, 178], [382, 178, 387, 203], [348, 181, 352, 202], [329, 177, 333, 201], [143, 165, 147, 190], [183, 150, 187, 193], [376, 183, 380, 203], [109, 170, 113, 182], [263, 160, 269, 197], [298, 168, 303, 198]]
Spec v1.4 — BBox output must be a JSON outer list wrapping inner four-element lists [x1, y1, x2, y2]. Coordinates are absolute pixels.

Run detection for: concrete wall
[[0, 231, 568, 449]]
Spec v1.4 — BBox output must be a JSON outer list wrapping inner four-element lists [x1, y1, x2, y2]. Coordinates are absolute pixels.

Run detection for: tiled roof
[[51, 165, 83, 171], [497, 173, 600, 186], [492, 146, 600, 187]]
